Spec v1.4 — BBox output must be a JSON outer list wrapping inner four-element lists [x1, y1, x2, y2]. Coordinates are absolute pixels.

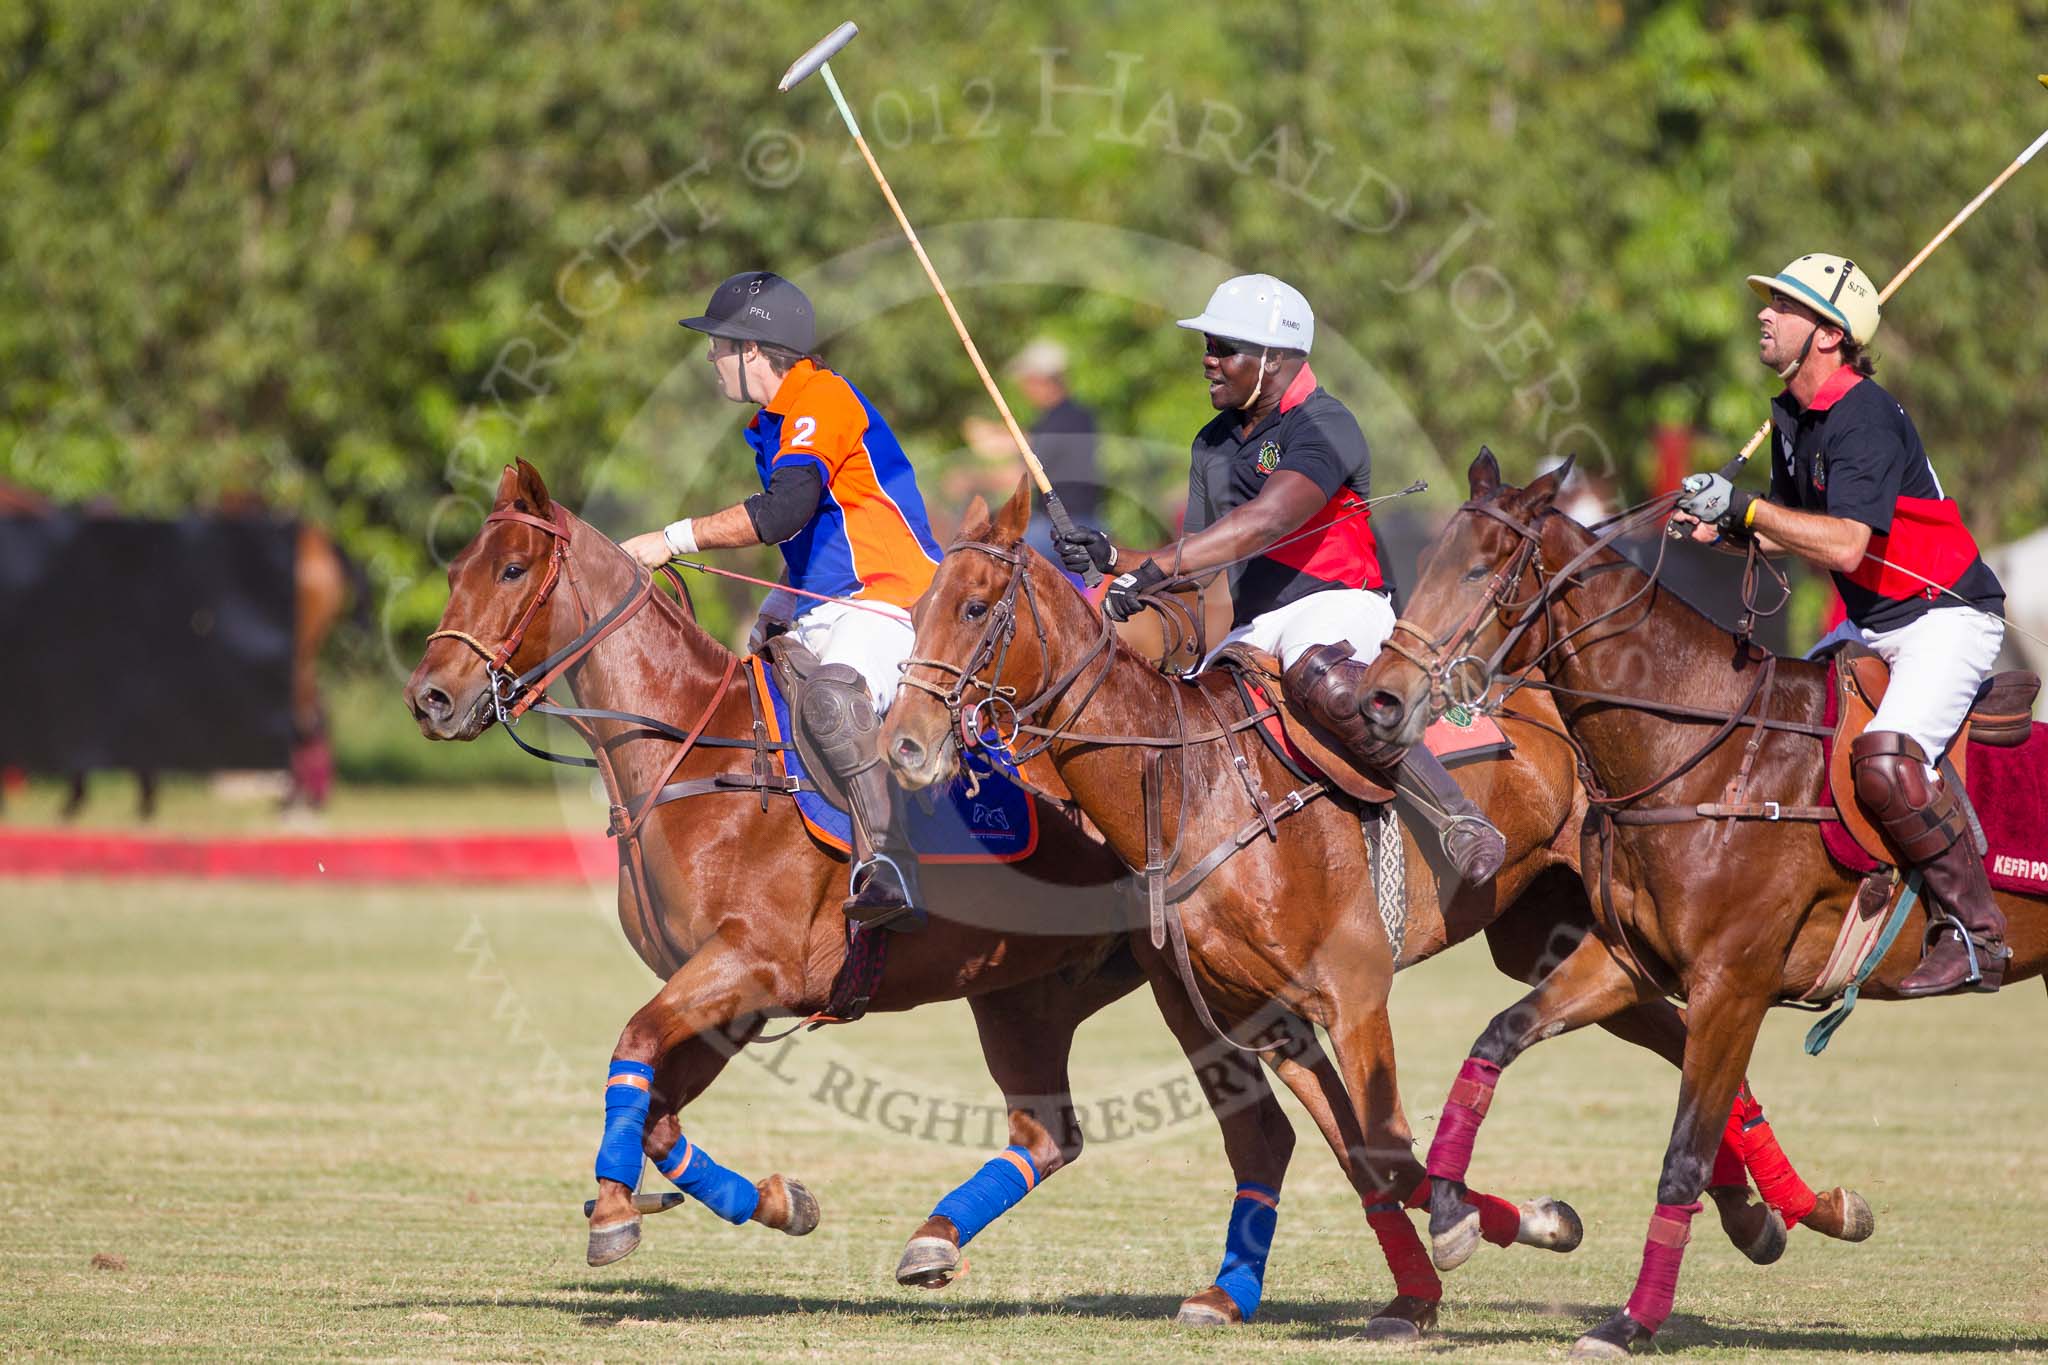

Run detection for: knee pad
[[1849, 730, 1964, 861], [799, 665, 878, 766]]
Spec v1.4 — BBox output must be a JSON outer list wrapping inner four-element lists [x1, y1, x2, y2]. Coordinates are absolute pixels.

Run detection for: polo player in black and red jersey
[[1672, 253, 2010, 996], [1057, 273, 1505, 884]]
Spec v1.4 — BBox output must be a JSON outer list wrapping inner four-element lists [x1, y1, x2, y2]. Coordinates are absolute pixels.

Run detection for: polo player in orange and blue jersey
[[1671, 253, 2010, 996], [623, 271, 943, 930]]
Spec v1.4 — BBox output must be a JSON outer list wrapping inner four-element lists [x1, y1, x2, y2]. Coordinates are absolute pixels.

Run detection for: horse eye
[[961, 599, 989, 622], [1463, 564, 1491, 583], [501, 563, 527, 582]]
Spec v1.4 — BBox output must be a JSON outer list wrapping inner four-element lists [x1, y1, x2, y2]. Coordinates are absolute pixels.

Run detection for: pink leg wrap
[[1424, 1058, 1500, 1182], [1727, 1086, 1818, 1224], [1623, 1201, 1700, 1334], [1365, 1199, 1443, 1301]]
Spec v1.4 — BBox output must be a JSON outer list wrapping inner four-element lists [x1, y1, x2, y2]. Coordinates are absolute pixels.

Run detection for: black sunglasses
[[1204, 336, 1248, 359]]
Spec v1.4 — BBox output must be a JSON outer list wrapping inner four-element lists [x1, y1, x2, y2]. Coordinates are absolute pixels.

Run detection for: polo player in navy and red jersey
[[1671, 253, 2010, 996], [1057, 274, 1506, 884]]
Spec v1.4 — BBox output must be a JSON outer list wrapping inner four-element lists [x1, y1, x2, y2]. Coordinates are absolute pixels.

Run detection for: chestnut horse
[[405, 460, 1519, 1327], [1357, 451, 2047, 1357], [884, 480, 1866, 1338]]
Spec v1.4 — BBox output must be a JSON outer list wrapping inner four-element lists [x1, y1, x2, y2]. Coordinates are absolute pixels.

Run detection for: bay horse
[[404, 459, 1513, 1329], [1355, 451, 2048, 1357], [883, 479, 1867, 1338]]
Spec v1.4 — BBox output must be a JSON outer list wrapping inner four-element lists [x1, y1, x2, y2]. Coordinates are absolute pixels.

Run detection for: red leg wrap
[[1622, 1201, 1699, 1334], [1728, 1086, 1817, 1224], [1424, 1057, 1500, 1182], [1471, 1189, 1523, 1247], [1366, 1203, 1443, 1302]]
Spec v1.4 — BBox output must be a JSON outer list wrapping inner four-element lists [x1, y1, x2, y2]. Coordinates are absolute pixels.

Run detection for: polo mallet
[[779, 22, 1100, 584], [1723, 84, 2048, 473]]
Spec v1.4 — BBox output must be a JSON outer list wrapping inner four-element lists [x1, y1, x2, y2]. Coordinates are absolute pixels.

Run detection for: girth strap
[[1144, 747, 1167, 951]]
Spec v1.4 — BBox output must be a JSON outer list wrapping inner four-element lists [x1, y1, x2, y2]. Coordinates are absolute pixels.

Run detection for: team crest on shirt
[[1255, 440, 1282, 475], [1811, 450, 1826, 491]]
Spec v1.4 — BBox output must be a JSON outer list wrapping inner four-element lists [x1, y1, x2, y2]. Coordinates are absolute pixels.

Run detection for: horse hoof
[[896, 1234, 963, 1289], [1708, 1186, 1786, 1265], [1514, 1196, 1584, 1254], [1429, 1202, 1482, 1271], [586, 1218, 641, 1267], [1173, 1285, 1241, 1327], [1570, 1309, 1651, 1359], [1362, 1293, 1439, 1341], [751, 1175, 820, 1237], [1803, 1187, 1875, 1243], [1364, 1292, 1440, 1339]]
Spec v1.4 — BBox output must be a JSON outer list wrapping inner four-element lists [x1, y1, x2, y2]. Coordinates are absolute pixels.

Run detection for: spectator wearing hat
[[961, 338, 1099, 577]]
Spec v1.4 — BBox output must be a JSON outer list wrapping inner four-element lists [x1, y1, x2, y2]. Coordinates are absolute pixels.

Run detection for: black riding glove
[[1103, 559, 1167, 622], [1055, 524, 1118, 576]]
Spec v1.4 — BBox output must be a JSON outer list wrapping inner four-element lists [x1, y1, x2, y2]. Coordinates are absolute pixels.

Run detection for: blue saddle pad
[[758, 664, 1038, 863]]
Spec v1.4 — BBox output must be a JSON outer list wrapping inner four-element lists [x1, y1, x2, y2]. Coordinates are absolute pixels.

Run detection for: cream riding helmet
[[1746, 253, 1881, 379]]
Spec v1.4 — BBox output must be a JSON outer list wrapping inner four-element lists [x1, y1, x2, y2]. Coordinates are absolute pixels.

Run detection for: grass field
[[4, 879, 2046, 1362]]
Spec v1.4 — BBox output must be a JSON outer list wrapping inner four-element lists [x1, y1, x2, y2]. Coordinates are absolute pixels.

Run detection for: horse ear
[[1525, 452, 1577, 508], [514, 458, 553, 516], [992, 474, 1033, 546], [1468, 446, 1502, 497], [493, 464, 521, 507], [959, 494, 993, 542]]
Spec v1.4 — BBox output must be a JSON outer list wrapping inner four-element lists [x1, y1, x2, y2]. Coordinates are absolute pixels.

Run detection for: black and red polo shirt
[[1766, 367, 2002, 633], [1183, 364, 1384, 628]]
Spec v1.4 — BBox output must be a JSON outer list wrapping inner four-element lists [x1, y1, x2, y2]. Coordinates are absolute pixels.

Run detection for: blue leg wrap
[[1214, 1184, 1280, 1321], [655, 1135, 761, 1225], [929, 1146, 1040, 1247], [595, 1058, 656, 1189]]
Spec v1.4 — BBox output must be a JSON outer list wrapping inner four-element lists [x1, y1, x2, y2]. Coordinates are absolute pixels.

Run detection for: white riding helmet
[[1177, 274, 1314, 353]]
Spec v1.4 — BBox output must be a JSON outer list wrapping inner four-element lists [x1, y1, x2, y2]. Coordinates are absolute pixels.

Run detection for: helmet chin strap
[[736, 341, 754, 405], [1238, 346, 1272, 411], [1776, 260, 1858, 383]]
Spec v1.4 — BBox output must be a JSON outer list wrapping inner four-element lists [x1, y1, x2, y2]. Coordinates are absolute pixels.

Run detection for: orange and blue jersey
[[744, 359, 942, 616]]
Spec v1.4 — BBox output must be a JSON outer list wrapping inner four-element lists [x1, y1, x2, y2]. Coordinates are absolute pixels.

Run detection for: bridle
[[897, 538, 1121, 761], [425, 503, 662, 736]]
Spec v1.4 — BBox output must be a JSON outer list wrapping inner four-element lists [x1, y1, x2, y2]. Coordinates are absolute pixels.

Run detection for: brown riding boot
[[1284, 643, 1507, 884], [1850, 731, 2007, 996], [800, 667, 926, 933]]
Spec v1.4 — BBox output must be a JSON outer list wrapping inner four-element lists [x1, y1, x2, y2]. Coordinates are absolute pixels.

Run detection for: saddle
[[1212, 644, 1397, 804], [1825, 640, 2037, 864]]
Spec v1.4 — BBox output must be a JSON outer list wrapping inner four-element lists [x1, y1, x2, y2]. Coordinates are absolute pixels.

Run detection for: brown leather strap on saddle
[[1211, 643, 1396, 804]]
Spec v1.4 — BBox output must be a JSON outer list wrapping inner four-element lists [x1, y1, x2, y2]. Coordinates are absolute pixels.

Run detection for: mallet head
[[779, 21, 859, 92]]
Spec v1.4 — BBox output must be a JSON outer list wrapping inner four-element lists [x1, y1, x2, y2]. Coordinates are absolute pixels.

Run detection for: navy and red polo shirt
[[1766, 367, 2002, 633], [1183, 364, 1384, 628]]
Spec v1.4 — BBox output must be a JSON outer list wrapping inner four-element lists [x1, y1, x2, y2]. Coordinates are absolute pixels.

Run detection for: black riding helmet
[[679, 271, 816, 354]]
